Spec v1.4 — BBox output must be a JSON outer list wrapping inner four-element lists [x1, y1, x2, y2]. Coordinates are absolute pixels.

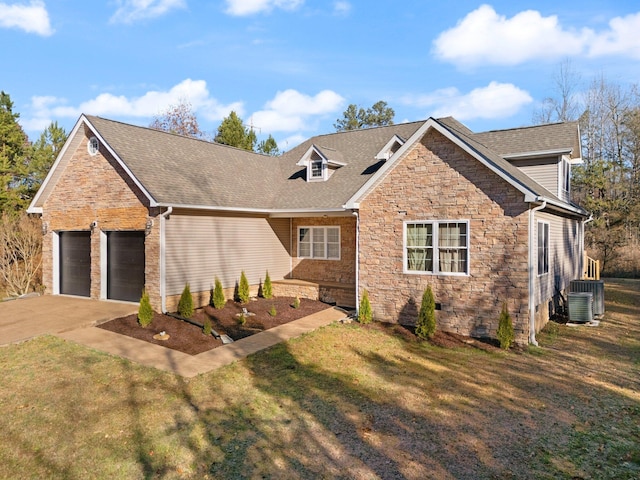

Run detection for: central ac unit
[[570, 280, 605, 316], [568, 292, 593, 323]]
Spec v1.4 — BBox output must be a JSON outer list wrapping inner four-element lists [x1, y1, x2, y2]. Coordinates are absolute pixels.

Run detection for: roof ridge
[[477, 120, 577, 135]]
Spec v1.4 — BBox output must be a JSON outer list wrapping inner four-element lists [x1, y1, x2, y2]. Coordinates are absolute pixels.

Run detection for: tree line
[[534, 61, 640, 276]]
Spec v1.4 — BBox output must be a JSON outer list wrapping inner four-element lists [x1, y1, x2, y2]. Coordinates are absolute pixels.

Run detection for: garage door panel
[[107, 231, 145, 302], [59, 231, 91, 297]]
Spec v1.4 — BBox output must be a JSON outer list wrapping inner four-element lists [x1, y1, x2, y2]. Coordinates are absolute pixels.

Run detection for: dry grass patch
[[0, 279, 639, 479]]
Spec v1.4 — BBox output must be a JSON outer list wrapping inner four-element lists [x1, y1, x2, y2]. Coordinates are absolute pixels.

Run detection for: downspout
[[160, 206, 173, 313], [580, 215, 594, 277], [528, 199, 547, 346], [353, 210, 360, 315]]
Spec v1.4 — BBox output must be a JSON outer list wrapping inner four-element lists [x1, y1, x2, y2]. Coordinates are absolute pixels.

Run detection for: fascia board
[[155, 203, 349, 217]]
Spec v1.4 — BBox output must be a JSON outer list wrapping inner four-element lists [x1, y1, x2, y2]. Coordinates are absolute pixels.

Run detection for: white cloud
[[588, 12, 640, 59], [433, 4, 589, 67], [110, 0, 186, 24], [0, 0, 53, 36], [434, 5, 640, 67], [224, 0, 303, 16], [404, 82, 533, 121], [250, 89, 345, 132], [22, 79, 242, 132], [333, 1, 351, 16]]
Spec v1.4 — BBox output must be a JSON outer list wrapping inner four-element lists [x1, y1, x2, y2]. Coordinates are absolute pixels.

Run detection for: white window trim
[[559, 156, 571, 196], [403, 220, 470, 276], [308, 159, 325, 182], [88, 136, 99, 156], [298, 226, 341, 260], [537, 220, 550, 277]]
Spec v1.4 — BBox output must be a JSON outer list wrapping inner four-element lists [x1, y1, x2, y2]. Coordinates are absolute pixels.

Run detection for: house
[[27, 114, 589, 344]]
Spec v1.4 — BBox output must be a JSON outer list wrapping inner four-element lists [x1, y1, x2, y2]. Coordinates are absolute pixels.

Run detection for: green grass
[[1, 279, 639, 479]]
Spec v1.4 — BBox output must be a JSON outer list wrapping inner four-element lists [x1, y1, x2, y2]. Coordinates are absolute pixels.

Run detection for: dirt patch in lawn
[[98, 297, 332, 355]]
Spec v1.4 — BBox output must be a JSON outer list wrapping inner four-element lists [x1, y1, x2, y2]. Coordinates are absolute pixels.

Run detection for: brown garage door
[[59, 231, 91, 297], [107, 231, 145, 302]]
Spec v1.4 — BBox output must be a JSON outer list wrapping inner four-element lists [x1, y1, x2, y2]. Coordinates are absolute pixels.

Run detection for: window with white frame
[[298, 226, 340, 260], [404, 221, 468, 274], [310, 160, 323, 179], [561, 158, 570, 195], [537, 221, 549, 275]]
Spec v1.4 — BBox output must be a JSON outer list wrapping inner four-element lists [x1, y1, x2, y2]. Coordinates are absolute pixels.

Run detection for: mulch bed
[[98, 297, 332, 356]]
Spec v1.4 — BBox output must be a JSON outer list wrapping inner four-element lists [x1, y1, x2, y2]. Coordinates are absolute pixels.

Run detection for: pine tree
[[358, 289, 373, 324], [237, 271, 250, 303], [137, 289, 154, 327], [416, 286, 436, 339], [497, 302, 515, 350], [262, 270, 273, 299], [178, 283, 194, 318], [213, 277, 226, 309], [214, 111, 256, 151]]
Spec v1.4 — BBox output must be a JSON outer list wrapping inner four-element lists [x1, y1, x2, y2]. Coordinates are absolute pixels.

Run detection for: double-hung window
[[537, 221, 549, 275], [404, 221, 468, 275], [298, 226, 340, 260]]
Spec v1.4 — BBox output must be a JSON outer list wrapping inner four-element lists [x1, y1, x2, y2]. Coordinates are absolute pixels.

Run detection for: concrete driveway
[[0, 295, 138, 346]]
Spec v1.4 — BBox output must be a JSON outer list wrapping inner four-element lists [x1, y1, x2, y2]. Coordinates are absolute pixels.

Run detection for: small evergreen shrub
[[203, 317, 212, 336], [238, 271, 250, 304], [213, 277, 226, 309], [292, 296, 300, 309], [238, 313, 247, 325], [416, 286, 436, 340], [178, 283, 194, 318], [358, 289, 373, 324], [137, 289, 153, 328], [497, 302, 515, 350], [262, 271, 273, 299], [269, 304, 277, 317]]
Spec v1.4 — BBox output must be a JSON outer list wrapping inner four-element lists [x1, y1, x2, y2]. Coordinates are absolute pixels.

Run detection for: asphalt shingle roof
[[79, 115, 584, 215]]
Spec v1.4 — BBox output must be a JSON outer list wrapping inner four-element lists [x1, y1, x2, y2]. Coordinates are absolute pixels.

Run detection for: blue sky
[[2, 0, 640, 149]]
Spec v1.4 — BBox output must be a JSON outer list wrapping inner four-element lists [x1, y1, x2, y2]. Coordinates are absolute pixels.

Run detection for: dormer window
[[375, 134, 405, 161], [296, 144, 346, 182], [310, 160, 323, 179]]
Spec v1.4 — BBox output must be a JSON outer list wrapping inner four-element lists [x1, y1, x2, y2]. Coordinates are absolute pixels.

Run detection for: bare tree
[[149, 99, 208, 139], [532, 59, 582, 124], [0, 213, 42, 297]]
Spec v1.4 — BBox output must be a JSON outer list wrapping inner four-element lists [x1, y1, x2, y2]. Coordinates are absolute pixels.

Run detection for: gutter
[[353, 210, 360, 314], [580, 215, 594, 277], [528, 198, 547, 346], [159, 206, 173, 313]]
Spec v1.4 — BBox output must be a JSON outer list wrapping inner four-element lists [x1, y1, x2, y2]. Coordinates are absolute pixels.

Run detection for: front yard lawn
[[0, 279, 638, 479]]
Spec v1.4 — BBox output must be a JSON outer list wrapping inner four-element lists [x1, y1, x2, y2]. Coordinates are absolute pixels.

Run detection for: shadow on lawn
[[7, 279, 639, 479]]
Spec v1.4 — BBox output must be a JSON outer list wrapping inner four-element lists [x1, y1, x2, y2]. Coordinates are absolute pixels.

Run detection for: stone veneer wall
[[290, 216, 356, 284], [358, 130, 531, 343], [41, 131, 162, 309]]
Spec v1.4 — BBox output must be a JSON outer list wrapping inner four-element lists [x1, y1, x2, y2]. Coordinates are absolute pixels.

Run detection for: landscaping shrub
[[203, 317, 212, 336], [292, 296, 300, 309], [262, 270, 273, 299], [237, 271, 250, 304], [178, 283, 194, 318], [269, 304, 277, 317], [358, 289, 373, 324], [497, 302, 515, 350], [137, 289, 153, 328], [238, 313, 246, 325], [213, 277, 226, 309], [416, 286, 436, 340]]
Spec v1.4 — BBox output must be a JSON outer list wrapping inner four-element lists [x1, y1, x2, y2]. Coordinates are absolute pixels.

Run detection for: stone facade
[[358, 130, 531, 343], [290, 216, 356, 284], [40, 130, 161, 308]]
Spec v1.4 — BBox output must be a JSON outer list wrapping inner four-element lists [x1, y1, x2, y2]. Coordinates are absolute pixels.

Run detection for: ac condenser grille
[[568, 292, 593, 323], [570, 280, 605, 316]]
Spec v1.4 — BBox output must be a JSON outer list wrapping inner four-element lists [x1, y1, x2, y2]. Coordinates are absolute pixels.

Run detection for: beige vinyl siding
[[534, 211, 581, 307], [510, 157, 560, 197], [165, 214, 291, 296]]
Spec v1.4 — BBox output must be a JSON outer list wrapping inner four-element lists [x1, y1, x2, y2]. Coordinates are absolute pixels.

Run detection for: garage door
[[107, 231, 145, 302], [59, 231, 91, 297]]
